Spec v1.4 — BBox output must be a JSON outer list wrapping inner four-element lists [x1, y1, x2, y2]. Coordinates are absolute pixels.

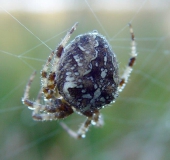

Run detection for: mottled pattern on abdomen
[[56, 32, 119, 113]]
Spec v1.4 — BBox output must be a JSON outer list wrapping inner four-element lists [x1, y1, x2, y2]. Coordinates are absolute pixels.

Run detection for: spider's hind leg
[[60, 110, 103, 139]]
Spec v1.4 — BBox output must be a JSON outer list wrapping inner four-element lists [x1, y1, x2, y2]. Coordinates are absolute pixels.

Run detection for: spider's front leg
[[41, 22, 78, 99]]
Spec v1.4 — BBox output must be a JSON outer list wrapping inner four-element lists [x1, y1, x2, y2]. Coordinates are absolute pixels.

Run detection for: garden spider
[[22, 22, 137, 139]]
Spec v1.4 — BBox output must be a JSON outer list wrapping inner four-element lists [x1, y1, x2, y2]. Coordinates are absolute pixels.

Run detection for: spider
[[22, 22, 137, 139]]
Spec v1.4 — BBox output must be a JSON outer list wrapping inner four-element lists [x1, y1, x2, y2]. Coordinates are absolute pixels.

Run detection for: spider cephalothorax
[[22, 22, 137, 139]]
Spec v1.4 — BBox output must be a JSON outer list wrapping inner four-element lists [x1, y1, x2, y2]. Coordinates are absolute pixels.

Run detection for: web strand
[[0, 6, 52, 51]]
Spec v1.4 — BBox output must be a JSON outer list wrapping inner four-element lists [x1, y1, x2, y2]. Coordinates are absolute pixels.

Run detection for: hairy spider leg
[[35, 86, 43, 104], [41, 51, 54, 86], [41, 22, 78, 99], [60, 110, 103, 139], [118, 23, 137, 92], [32, 98, 73, 121], [22, 71, 74, 120], [22, 71, 37, 108]]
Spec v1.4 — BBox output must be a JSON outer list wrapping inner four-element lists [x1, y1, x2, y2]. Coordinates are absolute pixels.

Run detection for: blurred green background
[[0, 1, 170, 160]]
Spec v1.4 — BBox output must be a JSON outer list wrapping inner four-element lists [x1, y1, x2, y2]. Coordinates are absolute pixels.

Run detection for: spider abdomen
[[56, 32, 119, 113]]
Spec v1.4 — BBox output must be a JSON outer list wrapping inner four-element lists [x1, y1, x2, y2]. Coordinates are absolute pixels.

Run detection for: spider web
[[0, 0, 170, 160]]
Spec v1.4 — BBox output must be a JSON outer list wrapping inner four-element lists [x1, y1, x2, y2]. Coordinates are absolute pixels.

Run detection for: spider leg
[[23, 89, 73, 121], [91, 111, 104, 127], [35, 87, 43, 104], [54, 22, 78, 58], [41, 22, 78, 99], [118, 23, 137, 92], [22, 71, 73, 117], [60, 110, 103, 139], [22, 71, 37, 108], [60, 118, 92, 139], [22, 71, 47, 109], [32, 98, 73, 121], [22, 71, 48, 110], [41, 51, 55, 86]]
